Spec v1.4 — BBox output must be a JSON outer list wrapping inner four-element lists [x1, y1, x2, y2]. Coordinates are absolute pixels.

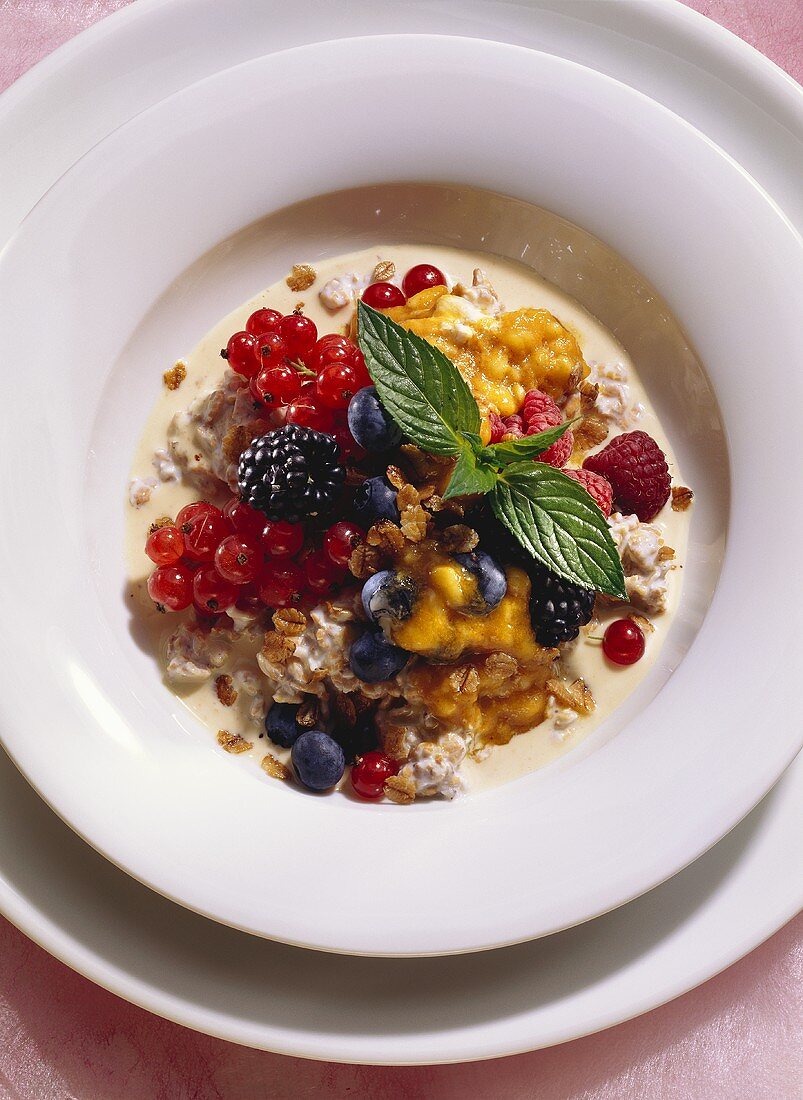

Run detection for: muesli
[[127, 246, 692, 801]]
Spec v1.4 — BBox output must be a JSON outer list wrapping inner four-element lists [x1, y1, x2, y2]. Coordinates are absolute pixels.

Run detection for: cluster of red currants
[[147, 265, 449, 620], [145, 498, 366, 618], [221, 263, 447, 452], [223, 308, 371, 457]]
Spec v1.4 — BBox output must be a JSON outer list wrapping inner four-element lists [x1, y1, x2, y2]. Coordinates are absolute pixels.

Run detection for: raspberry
[[488, 411, 506, 444], [535, 431, 572, 468], [490, 391, 573, 465], [521, 389, 573, 467], [562, 468, 613, 516], [501, 413, 525, 438], [522, 389, 561, 427], [583, 430, 671, 521]]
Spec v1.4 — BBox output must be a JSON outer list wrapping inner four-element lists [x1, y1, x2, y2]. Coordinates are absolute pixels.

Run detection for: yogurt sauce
[[126, 244, 690, 795]]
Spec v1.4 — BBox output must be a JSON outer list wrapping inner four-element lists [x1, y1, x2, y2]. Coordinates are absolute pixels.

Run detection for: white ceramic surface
[[0, 34, 801, 958], [0, 0, 801, 1062]]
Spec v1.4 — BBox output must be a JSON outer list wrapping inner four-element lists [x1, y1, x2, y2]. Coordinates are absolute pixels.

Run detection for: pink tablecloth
[[0, 2, 801, 1096]]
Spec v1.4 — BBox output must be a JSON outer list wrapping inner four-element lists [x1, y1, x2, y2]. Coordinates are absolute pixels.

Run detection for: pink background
[[0, 1, 801, 1096]]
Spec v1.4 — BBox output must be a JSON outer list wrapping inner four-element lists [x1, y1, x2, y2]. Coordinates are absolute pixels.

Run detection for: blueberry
[[353, 475, 399, 525], [291, 730, 346, 791], [349, 629, 410, 683], [347, 387, 403, 452], [453, 550, 507, 615], [265, 702, 302, 748], [361, 569, 416, 627]]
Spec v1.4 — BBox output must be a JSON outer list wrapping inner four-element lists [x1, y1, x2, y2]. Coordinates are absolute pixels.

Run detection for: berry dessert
[[127, 245, 693, 801]]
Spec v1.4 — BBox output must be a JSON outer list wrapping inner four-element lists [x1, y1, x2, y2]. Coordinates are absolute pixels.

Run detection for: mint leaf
[[460, 431, 485, 454], [357, 302, 480, 456], [491, 462, 627, 598], [487, 419, 578, 467], [443, 447, 498, 499]]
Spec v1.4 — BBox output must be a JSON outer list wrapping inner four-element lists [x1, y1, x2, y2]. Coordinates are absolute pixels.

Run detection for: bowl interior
[[0, 36, 801, 955], [96, 181, 727, 780]]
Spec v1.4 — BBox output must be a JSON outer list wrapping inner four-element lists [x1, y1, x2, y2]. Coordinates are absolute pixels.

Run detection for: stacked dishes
[[0, 0, 800, 1063]]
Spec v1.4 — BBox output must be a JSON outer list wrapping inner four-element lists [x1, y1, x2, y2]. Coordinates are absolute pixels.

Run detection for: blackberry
[[466, 513, 596, 646], [238, 424, 345, 523], [528, 562, 595, 647]]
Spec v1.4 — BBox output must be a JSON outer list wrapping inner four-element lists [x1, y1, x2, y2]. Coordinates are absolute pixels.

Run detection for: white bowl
[[0, 36, 801, 956]]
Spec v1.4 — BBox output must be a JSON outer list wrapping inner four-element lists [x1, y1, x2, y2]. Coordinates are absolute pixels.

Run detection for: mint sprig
[[442, 447, 498, 500], [357, 302, 626, 599]]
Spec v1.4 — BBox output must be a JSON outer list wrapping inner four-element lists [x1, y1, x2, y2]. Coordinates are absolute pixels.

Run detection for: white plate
[[0, 753, 796, 1064], [1, 33, 801, 958], [0, 0, 800, 1060], [2, 0, 801, 244]]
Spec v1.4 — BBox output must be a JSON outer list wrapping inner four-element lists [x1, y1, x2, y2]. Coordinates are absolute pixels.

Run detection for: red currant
[[192, 601, 223, 622], [258, 561, 305, 607], [192, 565, 238, 614], [147, 563, 193, 611], [180, 505, 228, 562], [252, 362, 301, 408], [145, 524, 184, 566], [402, 263, 447, 298], [351, 751, 397, 800], [279, 313, 318, 362], [175, 501, 216, 528], [323, 521, 365, 566], [362, 281, 405, 309], [602, 619, 645, 665], [315, 333, 352, 354], [329, 423, 365, 462], [304, 548, 346, 594], [222, 498, 263, 540], [285, 382, 335, 432], [349, 347, 372, 389], [235, 581, 263, 613], [257, 331, 288, 367], [316, 362, 360, 409], [309, 336, 354, 375], [245, 307, 282, 337], [261, 519, 305, 558], [214, 535, 260, 584], [224, 331, 259, 378], [248, 375, 263, 405]]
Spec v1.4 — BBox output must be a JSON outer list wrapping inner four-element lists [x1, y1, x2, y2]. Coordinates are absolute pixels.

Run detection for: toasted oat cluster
[[163, 360, 187, 391], [135, 255, 691, 802], [286, 263, 317, 292]]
